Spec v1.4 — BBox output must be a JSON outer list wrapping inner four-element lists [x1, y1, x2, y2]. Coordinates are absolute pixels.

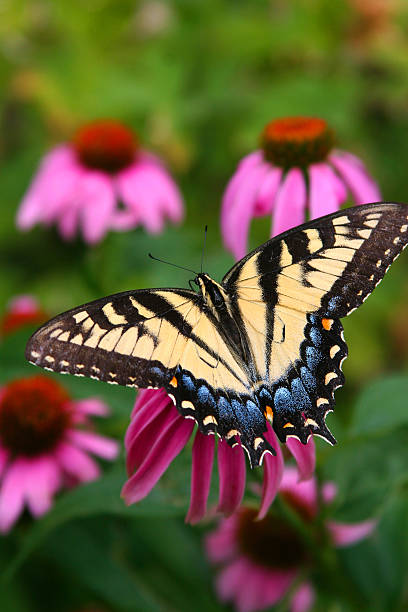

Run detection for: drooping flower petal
[[279, 466, 318, 518], [330, 151, 381, 204], [67, 430, 119, 460], [24, 455, 61, 517], [72, 398, 110, 418], [271, 168, 306, 236], [286, 436, 316, 481], [0, 459, 28, 532], [253, 167, 282, 216], [205, 515, 239, 563], [122, 415, 194, 505], [125, 402, 178, 474], [216, 557, 250, 603], [217, 440, 246, 516], [327, 519, 376, 547], [258, 426, 284, 520], [290, 581, 315, 612], [76, 171, 116, 244], [185, 431, 215, 524], [309, 162, 340, 219], [222, 162, 271, 259], [55, 441, 100, 482]]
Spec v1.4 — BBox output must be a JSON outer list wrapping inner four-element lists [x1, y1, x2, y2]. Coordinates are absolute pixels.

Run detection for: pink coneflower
[[1, 295, 48, 337], [221, 116, 381, 259], [0, 375, 119, 533], [17, 119, 184, 244], [122, 389, 316, 524], [205, 466, 376, 612]]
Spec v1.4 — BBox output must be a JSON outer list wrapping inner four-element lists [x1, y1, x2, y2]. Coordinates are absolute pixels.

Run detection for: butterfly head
[[194, 274, 227, 310]]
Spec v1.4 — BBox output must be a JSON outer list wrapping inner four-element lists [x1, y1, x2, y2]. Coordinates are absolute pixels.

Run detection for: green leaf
[[338, 494, 408, 610], [351, 375, 408, 437], [42, 522, 163, 612], [2, 460, 192, 582]]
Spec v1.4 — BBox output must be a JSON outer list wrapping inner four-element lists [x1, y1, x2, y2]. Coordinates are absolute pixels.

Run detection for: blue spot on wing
[[301, 366, 316, 392], [274, 387, 294, 414], [309, 327, 323, 346], [306, 346, 321, 370], [182, 373, 195, 391], [290, 377, 312, 411], [197, 385, 215, 409]]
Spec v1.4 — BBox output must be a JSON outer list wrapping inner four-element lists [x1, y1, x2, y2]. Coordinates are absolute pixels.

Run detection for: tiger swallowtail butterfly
[[26, 202, 408, 466]]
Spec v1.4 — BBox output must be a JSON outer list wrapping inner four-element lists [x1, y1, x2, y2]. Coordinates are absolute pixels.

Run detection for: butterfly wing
[[26, 287, 271, 464], [223, 202, 408, 445]]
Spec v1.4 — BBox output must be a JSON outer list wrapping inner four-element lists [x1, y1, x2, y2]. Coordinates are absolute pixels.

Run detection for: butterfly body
[[26, 203, 408, 466]]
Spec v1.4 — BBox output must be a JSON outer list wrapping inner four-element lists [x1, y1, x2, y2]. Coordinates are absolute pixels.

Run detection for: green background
[[1, 1, 408, 610]]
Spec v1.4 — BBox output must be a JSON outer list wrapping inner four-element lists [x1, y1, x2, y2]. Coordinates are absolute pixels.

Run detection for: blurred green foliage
[[1, 1, 408, 611]]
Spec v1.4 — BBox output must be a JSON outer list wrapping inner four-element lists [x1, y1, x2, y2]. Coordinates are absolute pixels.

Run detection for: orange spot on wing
[[322, 318, 333, 331], [264, 405, 274, 422], [169, 376, 178, 387], [283, 422, 294, 428]]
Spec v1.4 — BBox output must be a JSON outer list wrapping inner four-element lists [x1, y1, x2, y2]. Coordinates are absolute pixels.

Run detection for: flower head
[[0, 375, 119, 532], [221, 116, 381, 259], [205, 466, 376, 612], [122, 389, 316, 524], [17, 119, 184, 244], [1, 295, 48, 337]]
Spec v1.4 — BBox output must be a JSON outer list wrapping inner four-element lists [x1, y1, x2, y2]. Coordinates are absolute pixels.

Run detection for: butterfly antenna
[[148, 253, 198, 275], [200, 225, 208, 274]]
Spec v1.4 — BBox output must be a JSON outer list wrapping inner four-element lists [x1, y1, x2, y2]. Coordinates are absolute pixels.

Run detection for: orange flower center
[[237, 508, 307, 568], [0, 376, 71, 456], [260, 117, 335, 168], [73, 119, 138, 173]]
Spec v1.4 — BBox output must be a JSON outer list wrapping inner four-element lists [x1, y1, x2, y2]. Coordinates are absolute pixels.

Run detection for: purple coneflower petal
[[216, 557, 249, 603], [67, 430, 119, 461], [309, 163, 340, 219], [0, 459, 28, 532], [271, 168, 306, 237], [55, 441, 100, 482], [125, 403, 178, 474], [290, 581, 315, 612], [122, 416, 194, 505], [322, 481, 337, 504], [327, 519, 376, 547], [72, 398, 110, 417], [329, 151, 381, 204], [279, 467, 318, 517], [287, 435, 316, 481], [259, 568, 297, 610], [217, 440, 246, 516], [116, 169, 164, 234], [236, 565, 273, 612], [16, 146, 75, 229], [185, 431, 215, 524], [258, 426, 284, 520], [58, 203, 80, 241], [253, 167, 282, 216], [205, 515, 239, 563], [77, 171, 116, 244], [222, 162, 271, 259], [322, 162, 347, 204], [24, 456, 61, 517]]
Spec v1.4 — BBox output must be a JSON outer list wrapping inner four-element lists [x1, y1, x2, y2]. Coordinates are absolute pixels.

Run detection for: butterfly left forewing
[[224, 202, 408, 445], [26, 288, 200, 389]]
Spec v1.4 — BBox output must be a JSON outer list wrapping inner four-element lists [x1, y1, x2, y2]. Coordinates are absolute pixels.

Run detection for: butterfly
[[26, 202, 408, 467]]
